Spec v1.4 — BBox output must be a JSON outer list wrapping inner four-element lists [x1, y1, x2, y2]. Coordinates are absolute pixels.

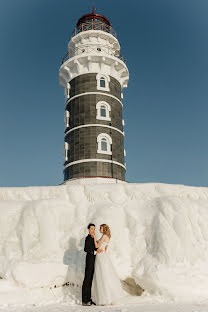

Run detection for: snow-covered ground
[[1, 298, 208, 312], [0, 182, 208, 310]]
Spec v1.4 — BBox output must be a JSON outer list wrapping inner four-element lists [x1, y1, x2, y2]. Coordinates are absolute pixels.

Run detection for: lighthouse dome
[[76, 12, 111, 27]]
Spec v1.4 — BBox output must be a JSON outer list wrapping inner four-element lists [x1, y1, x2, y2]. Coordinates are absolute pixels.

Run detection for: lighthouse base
[[61, 176, 127, 185]]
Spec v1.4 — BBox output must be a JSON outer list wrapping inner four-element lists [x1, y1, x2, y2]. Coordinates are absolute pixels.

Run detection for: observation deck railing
[[70, 20, 117, 38]]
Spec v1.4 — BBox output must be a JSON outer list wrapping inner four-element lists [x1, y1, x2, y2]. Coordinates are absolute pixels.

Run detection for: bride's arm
[[93, 234, 105, 248]]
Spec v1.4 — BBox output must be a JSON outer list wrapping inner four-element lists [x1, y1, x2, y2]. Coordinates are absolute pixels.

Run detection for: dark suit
[[82, 234, 97, 303]]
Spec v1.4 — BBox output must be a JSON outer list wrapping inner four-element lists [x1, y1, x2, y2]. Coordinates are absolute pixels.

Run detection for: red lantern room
[[77, 12, 111, 27], [71, 9, 116, 38]]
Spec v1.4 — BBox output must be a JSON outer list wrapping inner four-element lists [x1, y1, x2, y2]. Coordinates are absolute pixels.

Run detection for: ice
[[0, 182, 208, 305]]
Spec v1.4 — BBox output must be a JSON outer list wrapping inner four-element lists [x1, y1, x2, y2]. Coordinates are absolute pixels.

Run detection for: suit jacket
[[84, 234, 97, 255]]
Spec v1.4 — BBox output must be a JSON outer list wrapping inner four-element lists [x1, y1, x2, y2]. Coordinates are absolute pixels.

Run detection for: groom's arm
[[94, 245, 98, 255], [84, 236, 96, 255]]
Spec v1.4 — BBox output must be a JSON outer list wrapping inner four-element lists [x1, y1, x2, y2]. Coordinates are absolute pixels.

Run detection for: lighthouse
[[59, 10, 129, 182]]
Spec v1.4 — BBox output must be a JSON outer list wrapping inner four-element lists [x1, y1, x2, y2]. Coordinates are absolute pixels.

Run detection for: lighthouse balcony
[[71, 20, 117, 39], [61, 45, 126, 65]]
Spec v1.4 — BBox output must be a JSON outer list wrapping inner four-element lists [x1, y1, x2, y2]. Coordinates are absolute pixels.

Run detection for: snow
[[0, 182, 208, 309]]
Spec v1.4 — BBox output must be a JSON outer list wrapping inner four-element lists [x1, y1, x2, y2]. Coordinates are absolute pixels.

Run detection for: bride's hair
[[100, 224, 111, 239]]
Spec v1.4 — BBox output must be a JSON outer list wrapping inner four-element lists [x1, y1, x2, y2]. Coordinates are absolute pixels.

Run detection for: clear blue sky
[[0, 0, 208, 187]]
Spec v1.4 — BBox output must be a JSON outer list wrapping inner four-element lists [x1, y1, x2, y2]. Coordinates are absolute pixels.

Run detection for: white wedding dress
[[91, 238, 124, 305]]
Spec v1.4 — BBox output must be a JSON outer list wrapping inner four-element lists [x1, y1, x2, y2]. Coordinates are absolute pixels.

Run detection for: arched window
[[96, 73, 110, 91], [97, 133, 112, 155], [96, 101, 111, 121], [65, 110, 70, 128]]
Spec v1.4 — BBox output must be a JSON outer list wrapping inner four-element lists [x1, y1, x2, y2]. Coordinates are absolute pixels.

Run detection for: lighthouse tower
[[59, 10, 129, 182]]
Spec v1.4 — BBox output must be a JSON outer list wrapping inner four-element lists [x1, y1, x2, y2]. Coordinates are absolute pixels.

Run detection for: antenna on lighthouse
[[92, 1, 96, 13]]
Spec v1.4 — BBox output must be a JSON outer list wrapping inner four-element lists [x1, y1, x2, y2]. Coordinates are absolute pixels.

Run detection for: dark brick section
[[69, 74, 121, 100], [65, 127, 124, 164], [64, 162, 125, 181], [64, 73, 125, 181], [65, 94, 123, 132]]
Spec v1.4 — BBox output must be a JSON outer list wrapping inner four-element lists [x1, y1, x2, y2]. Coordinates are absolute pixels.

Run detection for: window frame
[[96, 101, 111, 121], [96, 73, 110, 91], [65, 110, 70, 128], [97, 133, 112, 155]]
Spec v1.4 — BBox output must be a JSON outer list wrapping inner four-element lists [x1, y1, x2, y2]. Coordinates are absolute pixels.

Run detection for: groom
[[82, 223, 102, 306]]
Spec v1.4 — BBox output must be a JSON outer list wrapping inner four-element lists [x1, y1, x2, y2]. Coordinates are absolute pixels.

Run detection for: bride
[[91, 224, 124, 305]]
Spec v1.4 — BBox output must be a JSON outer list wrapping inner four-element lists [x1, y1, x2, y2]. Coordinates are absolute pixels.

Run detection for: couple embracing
[[82, 223, 124, 306]]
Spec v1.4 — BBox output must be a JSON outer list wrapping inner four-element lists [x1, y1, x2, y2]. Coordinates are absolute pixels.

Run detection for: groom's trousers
[[82, 253, 96, 303]]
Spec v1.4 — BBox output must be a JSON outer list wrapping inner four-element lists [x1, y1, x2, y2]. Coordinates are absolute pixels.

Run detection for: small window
[[101, 138, 107, 151], [64, 142, 70, 161], [100, 105, 107, 117], [96, 73, 110, 91], [100, 77, 106, 88], [65, 150, 68, 161], [96, 101, 111, 121], [65, 110, 70, 128], [97, 133, 112, 155], [66, 82, 71, 99]]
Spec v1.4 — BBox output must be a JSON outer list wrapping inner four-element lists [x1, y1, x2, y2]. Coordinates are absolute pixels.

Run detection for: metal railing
[[71, 20, 117, 38], [61, 44, 126, 64]]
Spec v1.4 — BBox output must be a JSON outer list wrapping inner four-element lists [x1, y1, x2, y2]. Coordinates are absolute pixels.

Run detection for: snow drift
[[0, 182, 208, 303]]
